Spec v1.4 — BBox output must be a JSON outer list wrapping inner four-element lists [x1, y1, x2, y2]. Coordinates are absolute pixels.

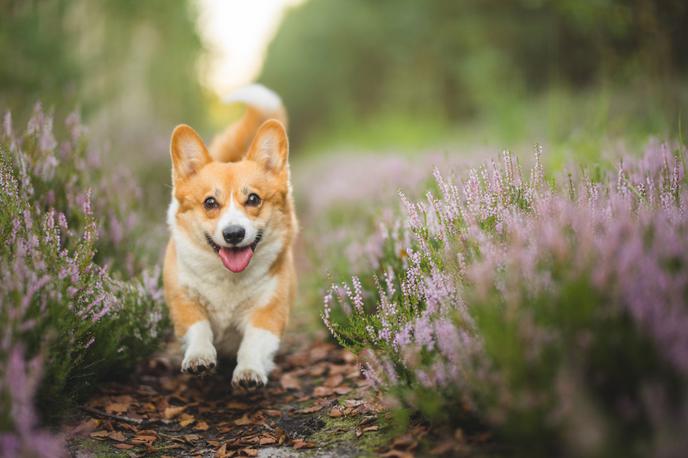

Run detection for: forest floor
[[64, 334, 433, 458]]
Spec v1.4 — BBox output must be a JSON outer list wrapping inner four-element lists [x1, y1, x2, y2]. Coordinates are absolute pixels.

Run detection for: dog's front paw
[[231, 365, 267, 390], [181, 344, 217, 375]]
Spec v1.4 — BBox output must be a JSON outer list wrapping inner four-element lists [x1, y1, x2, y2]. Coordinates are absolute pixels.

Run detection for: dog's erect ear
[[246, 120, 288, 174], [170, 124, 211, 181]]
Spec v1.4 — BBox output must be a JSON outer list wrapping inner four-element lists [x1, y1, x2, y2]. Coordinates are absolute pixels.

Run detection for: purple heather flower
[[0, 347, 64, 457]]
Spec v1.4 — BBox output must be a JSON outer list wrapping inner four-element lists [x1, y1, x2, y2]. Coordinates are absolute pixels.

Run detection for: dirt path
[[64, 336, 403, 457]]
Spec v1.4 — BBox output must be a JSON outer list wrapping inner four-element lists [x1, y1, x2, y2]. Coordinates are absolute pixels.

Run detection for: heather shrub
[[323, 143, 688, 456], [0, 107, 167, 454], [7, 105, 151, 276]]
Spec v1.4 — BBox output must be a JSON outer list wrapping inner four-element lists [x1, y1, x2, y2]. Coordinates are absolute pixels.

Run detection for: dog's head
[[169, 120, 292, 273]]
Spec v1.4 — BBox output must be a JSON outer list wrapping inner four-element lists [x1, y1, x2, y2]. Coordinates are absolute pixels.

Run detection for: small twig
[[80, 406, 159, 427]]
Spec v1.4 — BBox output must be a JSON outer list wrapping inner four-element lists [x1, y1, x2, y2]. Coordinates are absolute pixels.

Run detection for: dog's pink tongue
[[218, 246, 254, 273]]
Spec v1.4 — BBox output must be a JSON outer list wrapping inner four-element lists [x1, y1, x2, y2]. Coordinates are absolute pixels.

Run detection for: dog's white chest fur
[[168, 201, 281, 355]]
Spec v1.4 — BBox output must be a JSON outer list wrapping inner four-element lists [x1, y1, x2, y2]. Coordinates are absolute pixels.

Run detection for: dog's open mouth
[[205, 231, 262, 273]]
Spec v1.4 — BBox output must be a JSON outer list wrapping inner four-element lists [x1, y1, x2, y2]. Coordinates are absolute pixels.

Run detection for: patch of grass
[[67, 438, 129, 458], [298, 82, 687, 174], [307, 411, 397, 457]]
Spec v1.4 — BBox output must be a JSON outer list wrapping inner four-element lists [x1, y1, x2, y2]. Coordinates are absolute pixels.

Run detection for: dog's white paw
[[232, 365, 267, 389], [181, 343, 217, 375]]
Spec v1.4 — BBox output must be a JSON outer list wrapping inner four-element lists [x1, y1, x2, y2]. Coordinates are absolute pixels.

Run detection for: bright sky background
[[197, 0, 303, 96]]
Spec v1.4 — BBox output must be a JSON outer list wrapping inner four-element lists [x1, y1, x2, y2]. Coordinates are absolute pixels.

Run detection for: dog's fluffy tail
[[208, 84, 287, 162]]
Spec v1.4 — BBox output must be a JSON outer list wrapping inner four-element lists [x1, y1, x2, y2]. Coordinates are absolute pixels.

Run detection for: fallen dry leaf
[[179, 416, 196, 428], [113, 443, 134, 450], [313, 386, 334, 397], [104, 402, 129, 414], [226, 401, 251, 410], [292, 438, 316, 449], [234, 414, 252, 426], [182, 434, 201, 443], [308, 364, 327, 377], [329, 407, 344, 418], [296, 404, 323, 414], [163, 405, 186, 420], [239, 448, 258, 457], [309, 345, 329, 362], [391, 433, 418, 449], [333, 386, 352, 395], [324, 374, 344, 388], [328, 364, 348, 375], [159, 378, 177, 392], [380, 451, 414, 458], [117, 422, 138, 433], [280, 372, 301, 391], [194, 421, 209, 431], [108, 431, 127, 442], [342, 351, 356, 363], [131, 434, 157, 446], [215, 443, 233, 458], [71, 418, 101, 436], [89, 430, 109, 440], [259, 435, 277, 445], [277, 428, 287, 445]]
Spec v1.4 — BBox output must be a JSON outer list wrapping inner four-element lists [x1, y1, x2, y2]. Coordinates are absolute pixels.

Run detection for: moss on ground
[[307, 410, 397, 457], [68, 437, 129, 457]]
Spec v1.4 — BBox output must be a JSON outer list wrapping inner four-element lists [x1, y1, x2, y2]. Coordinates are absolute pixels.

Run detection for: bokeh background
[[2, 1, 688, 455], [3, 0, 687, 164], [3, 0, 687, 251]]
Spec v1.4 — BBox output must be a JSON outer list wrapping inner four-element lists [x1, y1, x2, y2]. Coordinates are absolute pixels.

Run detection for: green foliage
[[0, 0, 206, 127], [262, 0, 688, 149]]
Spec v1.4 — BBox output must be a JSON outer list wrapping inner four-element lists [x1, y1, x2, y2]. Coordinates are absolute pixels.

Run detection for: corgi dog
[[163, 84, 297, 389]]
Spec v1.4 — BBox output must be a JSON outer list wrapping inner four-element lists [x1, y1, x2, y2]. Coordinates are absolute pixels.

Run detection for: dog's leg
[[231, 262, 292, 389], [182, 319, 217, 374], [232, 324, 280, 389], [164, 242, 217, 374]]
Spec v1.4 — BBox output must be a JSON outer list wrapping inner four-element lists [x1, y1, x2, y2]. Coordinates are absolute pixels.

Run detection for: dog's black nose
[[222, 225, 245, 245]]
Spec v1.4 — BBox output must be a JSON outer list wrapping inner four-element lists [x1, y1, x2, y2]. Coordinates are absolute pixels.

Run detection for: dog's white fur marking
[[213, 193, 259, 248], [224, 84, 283, 114], [182, 320, 217, 372], [232, 325, 280, 386], [166, 197, 180, 228]]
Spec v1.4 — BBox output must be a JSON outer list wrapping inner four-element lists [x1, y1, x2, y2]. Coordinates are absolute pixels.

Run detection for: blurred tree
[[260, 0, 688, 146], [0, 0, 206, 131], [0, 0, 81, 117]]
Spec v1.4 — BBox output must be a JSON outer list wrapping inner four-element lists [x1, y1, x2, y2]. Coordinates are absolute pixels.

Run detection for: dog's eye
[[246, 193, 261, 207], [203, 196, 219, 210]]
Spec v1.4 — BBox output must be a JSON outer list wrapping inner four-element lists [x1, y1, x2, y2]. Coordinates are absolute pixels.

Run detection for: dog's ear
[[170, 124, 211, 181], [246, 120, 288, 174]]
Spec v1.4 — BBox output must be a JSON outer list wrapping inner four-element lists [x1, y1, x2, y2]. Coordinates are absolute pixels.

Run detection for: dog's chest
[[177, 255, 277, 340]]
